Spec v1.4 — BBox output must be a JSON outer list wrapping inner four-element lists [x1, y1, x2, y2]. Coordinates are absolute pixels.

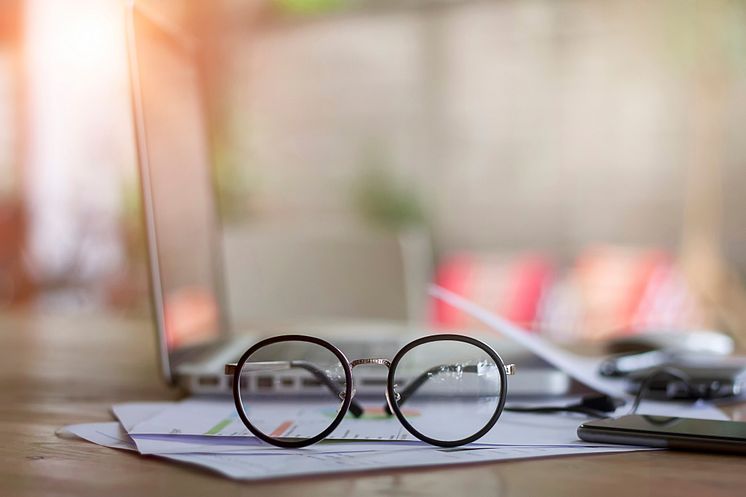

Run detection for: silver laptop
[[125, 2, 569, 398]]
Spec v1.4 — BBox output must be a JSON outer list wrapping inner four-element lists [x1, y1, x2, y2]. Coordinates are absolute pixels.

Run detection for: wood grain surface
[[1, 313, 745, 496]]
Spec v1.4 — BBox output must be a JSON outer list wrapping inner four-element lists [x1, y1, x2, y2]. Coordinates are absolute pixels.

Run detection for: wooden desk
[[2, 313, 745, 496]]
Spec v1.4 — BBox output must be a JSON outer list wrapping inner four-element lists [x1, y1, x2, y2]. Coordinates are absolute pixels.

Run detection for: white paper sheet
[[112, 402, 173, 430], [125, 397, 727, 450], [63, 422, 137, 451], [113, 401, 428, 455], [63, 421, 647, 481], [160, 444, 647, 481]]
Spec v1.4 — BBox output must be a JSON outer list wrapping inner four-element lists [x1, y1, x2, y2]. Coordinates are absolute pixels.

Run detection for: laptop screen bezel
[[125, 1, 231, 384]]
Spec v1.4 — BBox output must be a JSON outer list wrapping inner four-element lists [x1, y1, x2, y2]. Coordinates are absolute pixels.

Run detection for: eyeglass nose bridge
[[343, 358, 401, 406], [349, 358, 391, 369]]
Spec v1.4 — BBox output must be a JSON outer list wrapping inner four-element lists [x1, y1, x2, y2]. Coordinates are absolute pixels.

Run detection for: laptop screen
[[128, 5, 224, 357]]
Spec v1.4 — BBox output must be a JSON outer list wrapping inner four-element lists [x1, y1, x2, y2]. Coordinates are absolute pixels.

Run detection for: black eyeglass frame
[[230, 333, 512, 449], [387, 334, 510, 447]]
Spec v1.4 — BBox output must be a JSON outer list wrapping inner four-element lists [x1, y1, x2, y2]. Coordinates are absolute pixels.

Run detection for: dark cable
[[503, 367, 714, 420], [627, 366, 692, 415], [505, 394, 624, 419]]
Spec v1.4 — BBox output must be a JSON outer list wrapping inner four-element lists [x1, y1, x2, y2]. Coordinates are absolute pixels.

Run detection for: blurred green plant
[[273, 0, 346, 16], [353, 153, 427, 232], [210, 103, 258, 224], [663, 0, 746, 75], [213, 146, 256, 224], [120, 178, 146, 264]]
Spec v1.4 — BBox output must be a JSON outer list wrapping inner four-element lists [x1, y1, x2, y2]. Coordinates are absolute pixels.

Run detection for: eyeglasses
[[224, 334, 516, 448]]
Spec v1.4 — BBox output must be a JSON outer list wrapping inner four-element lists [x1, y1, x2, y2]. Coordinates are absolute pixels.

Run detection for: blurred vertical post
[[679, 1, 746, 345], [23, 0, 133, 309], [0, 0, 32, 307]]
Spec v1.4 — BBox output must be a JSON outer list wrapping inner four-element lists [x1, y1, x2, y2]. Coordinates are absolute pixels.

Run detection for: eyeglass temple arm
[[290, 361, 364, 417], [224, 361, 364, 418], [384, 363, 516, 415]]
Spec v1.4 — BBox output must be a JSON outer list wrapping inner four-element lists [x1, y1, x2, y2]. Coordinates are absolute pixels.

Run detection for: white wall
[[220, 0, 746, 262]]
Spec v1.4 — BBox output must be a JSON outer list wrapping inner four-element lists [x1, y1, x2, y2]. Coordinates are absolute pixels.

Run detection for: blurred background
[[3, 0, 746, 344]]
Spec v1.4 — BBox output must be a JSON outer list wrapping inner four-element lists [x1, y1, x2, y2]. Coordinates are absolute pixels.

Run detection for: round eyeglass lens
[[390, 339, 504, 443], [237, 339, 348, 444]]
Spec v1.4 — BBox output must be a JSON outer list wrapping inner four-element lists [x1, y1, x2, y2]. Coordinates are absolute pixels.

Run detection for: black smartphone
[[577, 415, 746, 454]]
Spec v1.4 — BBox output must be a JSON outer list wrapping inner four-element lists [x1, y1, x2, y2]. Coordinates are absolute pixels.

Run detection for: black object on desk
[[600, 351, 746, 401], [578, 414, 746, 454]]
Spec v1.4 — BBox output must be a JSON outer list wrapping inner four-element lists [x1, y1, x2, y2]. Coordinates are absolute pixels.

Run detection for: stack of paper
[[62, 397, 727, 480]]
